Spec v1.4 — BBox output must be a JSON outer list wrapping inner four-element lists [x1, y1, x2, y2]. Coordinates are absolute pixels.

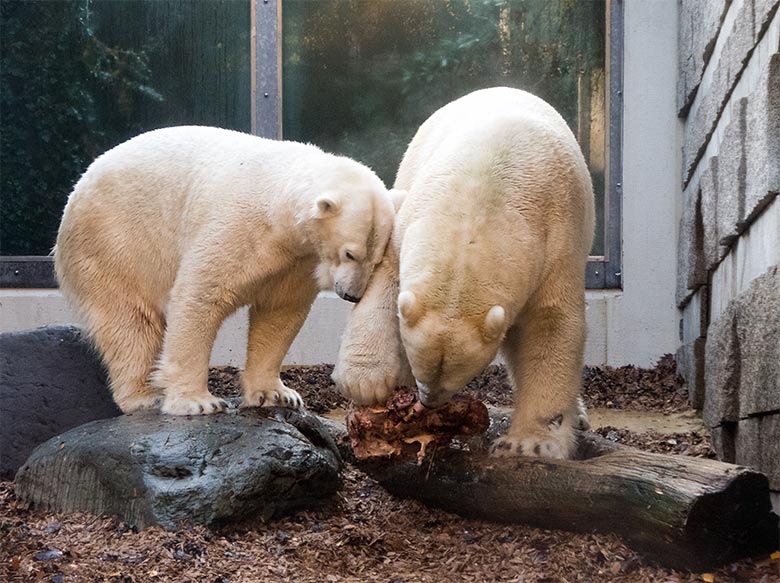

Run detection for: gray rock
[[678, 0, 730, 115], [317, 415, 355, 463], [703, 266, 780, 427], [736, 266, 780, 417], [744, 53, 780, 224], [735, 413, 780, 490], [710, 423, 737, 463], [676, 336, 707, 409], [0, 325, 121, 480], [704, 302, 740, 427], [701, 157, 722, 269], [683, 0, 757, 184], [715, 97, 747, 250], [15, 407, 342, 529], [676, 187, 707, 307], [754, 0, 779, 36], [684, 89, 717, 185], [680, 285, 710, 344]]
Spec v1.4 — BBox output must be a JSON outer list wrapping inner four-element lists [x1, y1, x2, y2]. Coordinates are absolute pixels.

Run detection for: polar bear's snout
[[416, 380, 458, 409], [399, 299, 505, 409], [334, 282, 361, 303], [332, 262, 371, 303]]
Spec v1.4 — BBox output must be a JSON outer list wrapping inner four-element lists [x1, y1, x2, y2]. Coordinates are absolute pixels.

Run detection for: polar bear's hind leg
[[84, 295, 165, 413], [491, 287, 586, 459]]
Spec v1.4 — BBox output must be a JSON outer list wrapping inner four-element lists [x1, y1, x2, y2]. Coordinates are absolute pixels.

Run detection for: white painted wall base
[[0, 290, 350, 367], [0, 289, 619, 368]]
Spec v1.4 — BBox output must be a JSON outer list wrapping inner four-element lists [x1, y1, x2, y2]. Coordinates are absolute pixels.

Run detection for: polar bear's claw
[[197, 399, 229, 414], [573, 396, 590, 430], [242, 383, 304, 410], [490, 425, 573, 460], [162, 393, 228, 416], [573, 410, 590, 431]]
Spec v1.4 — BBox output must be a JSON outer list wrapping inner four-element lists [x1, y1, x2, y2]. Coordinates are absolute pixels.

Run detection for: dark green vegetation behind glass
[[283, 0, 606, 254], [1, 0, 250, 256], [2, 0, 605, 257]]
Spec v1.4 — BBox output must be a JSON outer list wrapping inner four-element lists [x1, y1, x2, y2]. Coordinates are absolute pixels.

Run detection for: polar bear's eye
[[345, 251, 356, 261]]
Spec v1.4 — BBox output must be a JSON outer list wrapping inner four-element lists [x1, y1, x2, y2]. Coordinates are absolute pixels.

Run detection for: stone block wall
[[676, 0, 780, 508]]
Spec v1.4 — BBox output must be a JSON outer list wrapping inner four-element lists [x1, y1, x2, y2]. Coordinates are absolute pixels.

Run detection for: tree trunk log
[[330, 410, 779, 571]]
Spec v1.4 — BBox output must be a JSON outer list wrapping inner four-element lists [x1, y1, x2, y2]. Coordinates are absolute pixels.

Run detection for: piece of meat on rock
[[346, 389, 490, 463]]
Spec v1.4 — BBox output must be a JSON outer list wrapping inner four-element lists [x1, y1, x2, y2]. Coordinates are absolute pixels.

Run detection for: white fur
[[334, 88, 594, 459], [55, 126, 395, 415]]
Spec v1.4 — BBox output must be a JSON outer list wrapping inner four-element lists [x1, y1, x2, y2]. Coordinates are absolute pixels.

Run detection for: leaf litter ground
[[2, 357, 778, 582]]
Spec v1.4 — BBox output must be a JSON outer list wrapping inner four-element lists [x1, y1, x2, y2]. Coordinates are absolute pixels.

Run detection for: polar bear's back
[[395, 87, 595, 308], [55, 126, 325, 303], [397, 87, 593, 238], [68, 126, 316, 218], [397, 87, 587, 195]]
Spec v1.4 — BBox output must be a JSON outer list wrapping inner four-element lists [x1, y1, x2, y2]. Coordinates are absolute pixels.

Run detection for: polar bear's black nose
[[342, 293, 361, 303]]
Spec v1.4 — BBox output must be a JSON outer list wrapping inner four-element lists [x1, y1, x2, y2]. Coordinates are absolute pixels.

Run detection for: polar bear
[[334, 88, 594, 459], [55, 126, 398, 416]]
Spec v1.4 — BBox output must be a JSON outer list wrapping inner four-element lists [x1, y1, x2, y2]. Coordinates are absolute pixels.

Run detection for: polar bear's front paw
[[332, 360, 413, 406], [334, 372, 395, 406], [242, 381, 304, 410], [161, 392, 228, 416], [490, 416, 574, 460]]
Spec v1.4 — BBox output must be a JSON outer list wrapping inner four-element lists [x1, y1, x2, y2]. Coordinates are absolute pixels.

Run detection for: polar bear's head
[[397, 291, 508, 409], [310, 161, 402, 303]]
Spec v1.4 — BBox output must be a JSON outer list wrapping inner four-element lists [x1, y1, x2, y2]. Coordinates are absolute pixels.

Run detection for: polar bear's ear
[[388, 189, 407, 213], [482, 306, 506, 342], [314, 193, 341, 218], [398, 290, 422, 325]]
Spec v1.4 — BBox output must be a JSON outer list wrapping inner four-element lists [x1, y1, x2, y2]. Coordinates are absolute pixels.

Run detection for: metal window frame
[[0, 257, 57, 288], [586, 0, 623, 289], [252, 0, 281, 139], [2, 0, 622, 290]]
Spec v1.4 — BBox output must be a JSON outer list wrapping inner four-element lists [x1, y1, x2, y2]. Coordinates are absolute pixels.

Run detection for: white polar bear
[[334, 88, 595, 459], [55, 126, 398, 416]]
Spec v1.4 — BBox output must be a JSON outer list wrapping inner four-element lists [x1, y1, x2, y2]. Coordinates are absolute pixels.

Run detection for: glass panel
[[282, 0, 607, 256], [1, 0, 251, 256]]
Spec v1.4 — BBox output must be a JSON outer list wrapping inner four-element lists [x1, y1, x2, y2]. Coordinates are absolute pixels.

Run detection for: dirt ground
[[2, 357, 779, 583]]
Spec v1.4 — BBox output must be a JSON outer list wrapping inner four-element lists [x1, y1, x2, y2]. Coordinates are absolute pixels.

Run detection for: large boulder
[[0, 325, 121, 479], [15, 407, 342, 529]]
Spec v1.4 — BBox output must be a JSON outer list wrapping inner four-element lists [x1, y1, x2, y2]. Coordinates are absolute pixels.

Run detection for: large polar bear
[[55, 126, 398, 416], [334, 88, 594, 459]]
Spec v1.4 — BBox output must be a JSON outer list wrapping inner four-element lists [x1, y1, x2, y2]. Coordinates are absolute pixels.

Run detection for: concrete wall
[[0, 289, 616, 367], [0, 0, 682, 369], [0, 290, 351, 367], [675, 0, 780, 506]]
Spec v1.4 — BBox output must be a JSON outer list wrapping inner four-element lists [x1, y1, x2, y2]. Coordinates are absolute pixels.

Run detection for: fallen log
[[332, 408, 779, 571]]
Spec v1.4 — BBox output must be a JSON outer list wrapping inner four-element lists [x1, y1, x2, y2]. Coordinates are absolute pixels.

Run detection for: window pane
[[282, 0, 606, 255], [0, 0, 251, 256]]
